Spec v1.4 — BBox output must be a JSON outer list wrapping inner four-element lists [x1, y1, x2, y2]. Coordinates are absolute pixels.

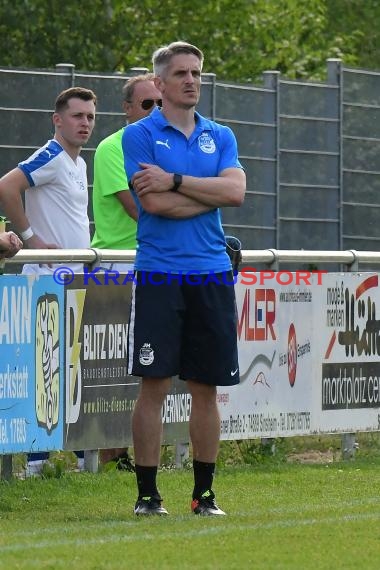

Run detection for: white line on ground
[[1, 511, 380, 553]]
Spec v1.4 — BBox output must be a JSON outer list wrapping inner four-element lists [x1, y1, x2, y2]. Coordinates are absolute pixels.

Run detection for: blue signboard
[[0, 275, 64, 454]]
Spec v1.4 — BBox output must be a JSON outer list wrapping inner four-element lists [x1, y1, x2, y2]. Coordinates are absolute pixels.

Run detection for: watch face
[[171, 174, 182, 191]]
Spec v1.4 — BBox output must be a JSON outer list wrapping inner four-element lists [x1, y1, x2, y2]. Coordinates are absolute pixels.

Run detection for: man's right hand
[[24, 233, 59, 268], [24, 234, 58, 250]]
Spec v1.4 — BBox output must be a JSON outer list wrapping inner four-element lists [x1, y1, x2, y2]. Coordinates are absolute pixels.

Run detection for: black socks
[[135, 464, 159, 499], [192, 459, 215, 500], [135, 460, 216, 501]]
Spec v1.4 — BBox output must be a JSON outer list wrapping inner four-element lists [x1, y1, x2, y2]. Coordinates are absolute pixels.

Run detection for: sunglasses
[[141, 98, 162, 110]]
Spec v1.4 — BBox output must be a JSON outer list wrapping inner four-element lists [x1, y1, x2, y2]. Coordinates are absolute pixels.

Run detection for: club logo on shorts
[[198, 132, 216, 154], [139, 343, 154, 366]]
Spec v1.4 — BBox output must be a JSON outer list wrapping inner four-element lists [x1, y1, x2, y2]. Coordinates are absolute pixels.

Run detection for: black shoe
[[134, 495, 168, 516], [191, 490, 226, 516]]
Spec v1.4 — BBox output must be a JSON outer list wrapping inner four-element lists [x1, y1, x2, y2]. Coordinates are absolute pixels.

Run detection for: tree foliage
[[0, 0, 378, 81], [325, 0, 380, 71]]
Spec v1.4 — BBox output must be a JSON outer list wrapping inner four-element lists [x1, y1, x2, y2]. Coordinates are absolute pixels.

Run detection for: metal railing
[[4, 248, 380, 268]]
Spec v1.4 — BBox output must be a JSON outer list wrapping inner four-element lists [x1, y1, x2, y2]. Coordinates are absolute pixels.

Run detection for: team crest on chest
[[198, 132, 216, 154]]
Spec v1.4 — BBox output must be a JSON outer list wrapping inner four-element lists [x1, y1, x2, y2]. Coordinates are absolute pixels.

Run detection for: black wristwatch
[[171, 173, 183, 192]]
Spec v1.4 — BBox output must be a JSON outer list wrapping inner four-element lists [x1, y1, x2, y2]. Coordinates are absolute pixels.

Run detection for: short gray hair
[[152, 41, 204, 76], [122, 73, 155, 102]]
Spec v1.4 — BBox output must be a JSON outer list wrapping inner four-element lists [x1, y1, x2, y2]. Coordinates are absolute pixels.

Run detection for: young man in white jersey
[[0, 87, 96, 274]]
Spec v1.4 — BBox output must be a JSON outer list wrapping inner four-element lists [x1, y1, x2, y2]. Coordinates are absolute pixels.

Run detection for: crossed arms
[[131, 163, 246, 219]]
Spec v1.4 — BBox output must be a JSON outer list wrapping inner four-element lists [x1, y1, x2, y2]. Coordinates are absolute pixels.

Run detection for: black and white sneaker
[[191, 490, 226, 516], [134, 495, 168, 516]]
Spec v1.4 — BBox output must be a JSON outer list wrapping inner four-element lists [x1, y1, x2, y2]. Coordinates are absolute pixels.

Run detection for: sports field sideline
[[1, 456, 380, 569]]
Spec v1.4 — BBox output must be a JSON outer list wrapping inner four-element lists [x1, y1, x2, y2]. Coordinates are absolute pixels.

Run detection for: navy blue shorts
[[127, 271, 240, 386]]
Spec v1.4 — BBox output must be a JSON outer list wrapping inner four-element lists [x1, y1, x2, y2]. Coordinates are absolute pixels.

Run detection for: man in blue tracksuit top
[[123, 41, 246, 517]]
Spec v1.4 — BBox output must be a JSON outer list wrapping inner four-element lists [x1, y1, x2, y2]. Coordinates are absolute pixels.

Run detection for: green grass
[[1, 457, 380, 569]]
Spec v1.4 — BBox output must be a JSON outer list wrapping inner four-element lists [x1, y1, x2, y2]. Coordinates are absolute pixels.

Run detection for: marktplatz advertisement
[[318, 273, 380, 432], [218, 272, 380, 440]]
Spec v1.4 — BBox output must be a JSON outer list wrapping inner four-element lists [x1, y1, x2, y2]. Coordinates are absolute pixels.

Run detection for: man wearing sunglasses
[[91, 73, 161, 470], [123, 42, 246, 517], [91, 73, 162, 267]]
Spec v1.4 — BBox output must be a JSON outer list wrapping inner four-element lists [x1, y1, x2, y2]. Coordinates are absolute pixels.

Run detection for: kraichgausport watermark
[[53, 267, 238, 286], [239, 269, 327, 286], [53, 266, 328, 286]]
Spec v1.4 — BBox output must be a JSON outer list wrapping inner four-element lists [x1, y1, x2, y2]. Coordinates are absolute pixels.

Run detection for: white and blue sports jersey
[[123, 109, 243, 273], [18, 139, 90, 274]]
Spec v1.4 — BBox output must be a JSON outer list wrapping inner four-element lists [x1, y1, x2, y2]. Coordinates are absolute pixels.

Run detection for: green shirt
[[91, 127, 137, 249]]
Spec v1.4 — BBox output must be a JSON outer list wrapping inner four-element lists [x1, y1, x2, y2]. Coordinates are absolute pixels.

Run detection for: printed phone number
[[0, 417, 27, 444]]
